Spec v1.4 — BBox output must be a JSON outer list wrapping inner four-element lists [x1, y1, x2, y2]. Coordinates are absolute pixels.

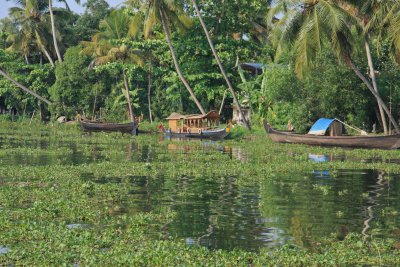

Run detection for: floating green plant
[[0, 121, 399, 265]]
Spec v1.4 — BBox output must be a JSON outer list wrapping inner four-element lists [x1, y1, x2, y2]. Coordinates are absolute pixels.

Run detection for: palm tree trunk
[[92, 89, 97, 120], [24, 54, 30, 65], [123, 69, 134, 122], [347, 60, 399, 133], [219, 89, 227, 115], [365, 37, 388, 134], [191, 0, 251, 129], [49, 0, 63, 63], [147, 73, 153, 123], [0, 69, 52, 105], [41, 46, 55, 67], [159, 9, 206, 115]]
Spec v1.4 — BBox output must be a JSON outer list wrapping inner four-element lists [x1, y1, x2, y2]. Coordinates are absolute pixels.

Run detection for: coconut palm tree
[[7, 0, 55, 66], [48, 0, 63, 62], [126, 0, 206, 115], [0, 18, 16, 50], [48, 0, 80, 62], [81, 9, 144, 122], [270, 0, 399, 133], [385, 2, 400, 58], [341, 0, 393, 133], [190, 0, 251, 129], [6, 31, 33, 64], [58, 0, 78, 12]]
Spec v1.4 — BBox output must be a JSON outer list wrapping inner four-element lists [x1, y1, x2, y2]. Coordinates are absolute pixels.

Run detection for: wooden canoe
[[80, 119, 138, 135], [160, 127, 229, 140], [263, 120, 400, 149]]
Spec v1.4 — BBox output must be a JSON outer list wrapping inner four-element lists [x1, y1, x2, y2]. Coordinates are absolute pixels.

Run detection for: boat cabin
[[308, 118, 344, 136], [166, 111, 221, 133]]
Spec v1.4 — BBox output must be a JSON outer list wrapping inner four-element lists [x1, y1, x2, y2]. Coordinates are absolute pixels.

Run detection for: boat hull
[[164, 128, 228, 140], [264, 121, 400, 149], [80, 120, 138, 135]]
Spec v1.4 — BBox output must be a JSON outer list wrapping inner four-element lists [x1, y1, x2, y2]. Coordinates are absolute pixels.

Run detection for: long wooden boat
[[160, 126, 229, 140], [80, 119, 138, 135], [264, 120, 400, 149]]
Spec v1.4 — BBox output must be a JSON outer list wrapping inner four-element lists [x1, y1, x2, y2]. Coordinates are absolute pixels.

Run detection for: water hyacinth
[[0, 121, 398, 265]]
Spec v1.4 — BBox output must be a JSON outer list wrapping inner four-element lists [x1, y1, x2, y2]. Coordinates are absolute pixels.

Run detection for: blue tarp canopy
[[241, 63, 267, 71], [308, 118, 337, 135], [240, 63, 285, 73]]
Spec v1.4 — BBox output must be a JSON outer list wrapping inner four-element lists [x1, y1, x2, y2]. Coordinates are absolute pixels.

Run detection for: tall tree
[[81, 9, 145, 121], [48, 0, 80, 62], [127, 0, 206, 115], [191, 0, 251, 129], [0, 18, 16, 50], [71, 0, 111, 42], [342, 0, 390, 133], [385, 2, 400, 59], [270, 0, 399, 133], [48, 0, 63, 62], [7, 0, 55, 66]]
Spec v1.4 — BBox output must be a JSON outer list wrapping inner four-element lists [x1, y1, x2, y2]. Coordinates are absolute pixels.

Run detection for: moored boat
[[158, 111, 229, 140], [264, 120, 400, 149], [80, 119, 138, 135]]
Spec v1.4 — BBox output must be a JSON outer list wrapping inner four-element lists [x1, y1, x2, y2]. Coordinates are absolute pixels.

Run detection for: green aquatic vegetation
[[312, 184, 331, 196], [0, 122, 399, 265], [0, 146, 73, 156]]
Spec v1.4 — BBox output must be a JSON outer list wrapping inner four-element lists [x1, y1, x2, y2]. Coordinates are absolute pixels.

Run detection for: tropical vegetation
[[2, 1, 400, 265], [0, 0, 399, 133]]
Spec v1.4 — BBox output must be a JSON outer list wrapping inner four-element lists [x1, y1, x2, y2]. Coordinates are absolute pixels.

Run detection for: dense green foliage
[[2, 1, 400, 265], [0, 50, 54, 119], [1, 0, 400, 132]]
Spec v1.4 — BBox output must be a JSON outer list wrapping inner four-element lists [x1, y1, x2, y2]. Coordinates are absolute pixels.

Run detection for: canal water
[[0, 130, 399, 252]]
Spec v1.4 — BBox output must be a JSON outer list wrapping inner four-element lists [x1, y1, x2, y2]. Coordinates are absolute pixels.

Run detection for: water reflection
[[362, 171, 387, 239], [81, 169, 400, 251], [313, 170, 331, 178], [165, 140, 248, 163], [261, 170, 399, 247], [309, 154, 330, 163], [0, 246, 10, 255], [154, 175, 286, 251], [0, 135, 248, 166], [308, 153, 400, 165], [66, 223, 91, 229], [2, 130, 400, 252]]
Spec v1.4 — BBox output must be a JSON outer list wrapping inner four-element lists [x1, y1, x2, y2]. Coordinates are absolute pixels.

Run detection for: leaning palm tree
[[81, 10, 144, 122], [126, 0, 206, 115], [341, 0, 393, 133], [48, 0, 80, 62], [0, 68, 52, 105], [191, 0, 251, 129], [48, 0, 63, 62], [270, 0, 399, 133]]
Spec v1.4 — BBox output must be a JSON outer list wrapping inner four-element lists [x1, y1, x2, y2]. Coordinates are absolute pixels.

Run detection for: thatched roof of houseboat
[[166, 111, 220, 120], [166, 113, 186, 120]]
